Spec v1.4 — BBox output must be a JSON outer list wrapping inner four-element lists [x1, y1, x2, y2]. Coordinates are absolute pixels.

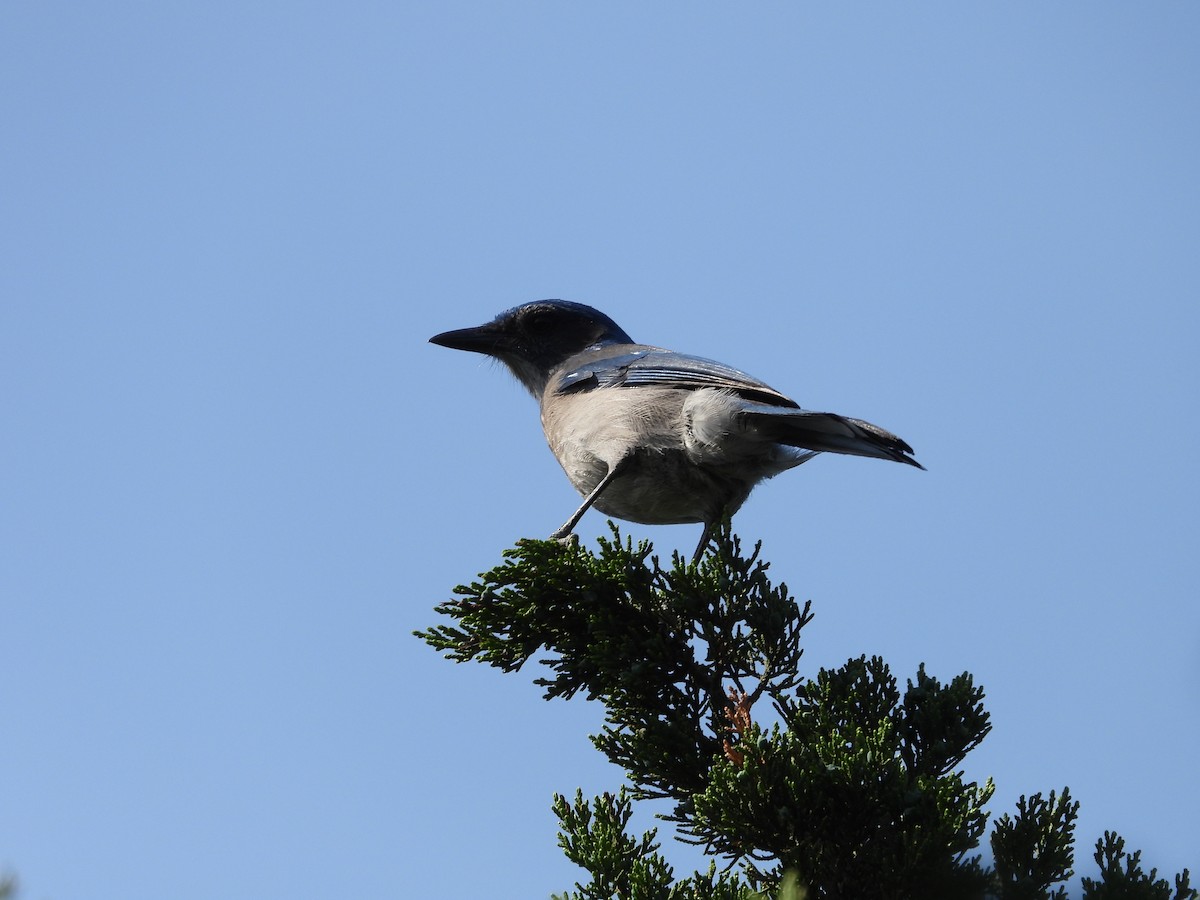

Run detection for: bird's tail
[[741, 403, 925, 469]]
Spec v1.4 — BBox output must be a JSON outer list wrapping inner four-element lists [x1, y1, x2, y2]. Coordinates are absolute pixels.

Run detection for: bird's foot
[[549, 531, 580, 552]]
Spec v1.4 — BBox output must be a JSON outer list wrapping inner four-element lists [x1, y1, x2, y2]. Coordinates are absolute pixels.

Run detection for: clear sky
[[2, 4, 1197, 898]]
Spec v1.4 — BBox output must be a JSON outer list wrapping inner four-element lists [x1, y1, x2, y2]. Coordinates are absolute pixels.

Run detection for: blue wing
[[554, 348, 800, 409], [552, 346, 924, 469]]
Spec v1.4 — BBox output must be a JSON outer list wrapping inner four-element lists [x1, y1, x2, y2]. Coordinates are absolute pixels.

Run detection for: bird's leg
[[692, 509, 735, 563], [549, 459, 627, 542], [691, 521, 715, 564]]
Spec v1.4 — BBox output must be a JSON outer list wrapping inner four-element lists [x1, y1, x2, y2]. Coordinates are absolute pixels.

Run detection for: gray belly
[[583, 449, 756, 525], [540, 384, 800, 526]]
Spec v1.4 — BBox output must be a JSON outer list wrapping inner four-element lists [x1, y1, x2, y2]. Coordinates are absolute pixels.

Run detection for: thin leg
[[549, 460, 626, 541], [691, 520, 715, 564]]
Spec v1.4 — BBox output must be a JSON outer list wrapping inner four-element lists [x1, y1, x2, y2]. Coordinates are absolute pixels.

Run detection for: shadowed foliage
[[418, 525, 1195, 900]]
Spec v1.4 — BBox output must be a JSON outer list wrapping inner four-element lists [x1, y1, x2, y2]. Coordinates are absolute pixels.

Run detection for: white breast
[[539, 386, 686, 495]]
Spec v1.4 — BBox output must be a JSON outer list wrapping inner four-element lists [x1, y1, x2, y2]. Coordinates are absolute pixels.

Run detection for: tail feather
[[742, 405, 925, 470]]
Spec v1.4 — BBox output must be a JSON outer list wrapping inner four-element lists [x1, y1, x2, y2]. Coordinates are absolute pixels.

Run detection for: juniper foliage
[[1081, 832, 1196, 900], [417, 524, 1194, 899]]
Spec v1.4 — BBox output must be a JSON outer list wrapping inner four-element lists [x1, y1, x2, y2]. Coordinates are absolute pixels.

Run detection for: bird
[[429, 300, 923, 561]]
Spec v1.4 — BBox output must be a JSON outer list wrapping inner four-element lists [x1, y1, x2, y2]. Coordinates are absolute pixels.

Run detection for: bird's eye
[[525, 310, 558, 335]]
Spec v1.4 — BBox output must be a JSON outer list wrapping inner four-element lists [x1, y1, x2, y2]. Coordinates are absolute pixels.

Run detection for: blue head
[[430, 300, 634, 395]]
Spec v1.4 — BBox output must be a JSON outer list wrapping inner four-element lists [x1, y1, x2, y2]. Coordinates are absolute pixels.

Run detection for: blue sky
[[2, 4, 1197, 898]]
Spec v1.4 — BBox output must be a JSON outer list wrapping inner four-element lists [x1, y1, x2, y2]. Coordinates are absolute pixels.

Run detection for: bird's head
[[430, 300, 634, 396]]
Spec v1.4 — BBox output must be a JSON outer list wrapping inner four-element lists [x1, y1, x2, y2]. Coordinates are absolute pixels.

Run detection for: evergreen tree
[[417, 525, 1194, 899]]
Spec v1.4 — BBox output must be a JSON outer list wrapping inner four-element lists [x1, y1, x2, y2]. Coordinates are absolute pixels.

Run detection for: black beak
[[429, 323, 506, 355]]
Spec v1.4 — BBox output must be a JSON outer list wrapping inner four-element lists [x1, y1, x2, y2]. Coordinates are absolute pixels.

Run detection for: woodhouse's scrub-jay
[[430, 300, 923, 560]]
